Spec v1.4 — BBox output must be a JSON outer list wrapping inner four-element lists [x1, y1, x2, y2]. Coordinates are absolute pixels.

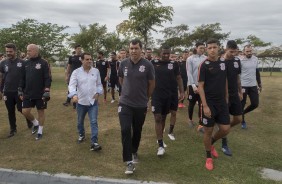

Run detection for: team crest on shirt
[[234, 62, 239, 68], [17, 63, 22, 67], [205, 61, 210, 65], [35, 63, 41, 69], [202, 118, 208, 125], [220, 63, 225, 71], [118, 106, 122, 113], [102, 62, 105, 65], [4, 65, 8, 72], [168, 63, 173, 70], [151, 106, 155, 112], [139, 65, 145, 72], [79, 57, 81, 61], [242, 88, 245, 93], [188, 95, 192, 100]]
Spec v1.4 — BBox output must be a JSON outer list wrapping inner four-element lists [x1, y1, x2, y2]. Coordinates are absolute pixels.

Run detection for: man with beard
[[0, 43, 33, 137]]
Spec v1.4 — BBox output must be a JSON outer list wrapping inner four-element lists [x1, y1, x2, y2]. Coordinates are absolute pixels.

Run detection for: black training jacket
[[19, 56, 51, 99]]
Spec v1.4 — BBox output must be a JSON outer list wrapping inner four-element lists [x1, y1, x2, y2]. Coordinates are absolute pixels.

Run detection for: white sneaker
[[157, 147, 165, 156], [156, 140, 167, 148], [168, 133, 176, 141], [111, 100, 115, 103]]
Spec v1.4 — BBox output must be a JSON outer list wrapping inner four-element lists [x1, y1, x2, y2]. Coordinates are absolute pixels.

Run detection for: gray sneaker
[[132, 153, 138, 164], [125, 163, 135, 175]]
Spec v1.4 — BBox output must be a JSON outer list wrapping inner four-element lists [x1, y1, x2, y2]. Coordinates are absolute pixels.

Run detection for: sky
[[0, 0, 282, 47]]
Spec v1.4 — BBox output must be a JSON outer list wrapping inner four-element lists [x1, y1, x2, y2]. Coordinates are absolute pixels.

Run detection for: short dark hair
[[74, 44, 81, 49], [81, 52, 91, 60], [98, 51, 104, 56], [226, 40, 238, 49], [243, 44, 252, 51], [161, 45, 171, 50], [206, 38, 220, 46], [119, 48, 126, 52], [110, 52, 116, 56], [195, 42, 204, 48], [130, 39, 143, 49], [146, 48, 152, 51], [5, 43, 17, 51]]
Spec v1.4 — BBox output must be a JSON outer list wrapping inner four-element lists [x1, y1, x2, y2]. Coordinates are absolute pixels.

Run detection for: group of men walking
[[0, 38, 261, 174]]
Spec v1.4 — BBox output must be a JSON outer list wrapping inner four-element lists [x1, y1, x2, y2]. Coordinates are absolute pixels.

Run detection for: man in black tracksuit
[[0, 43, 33, 137], [19, 44, 52, 140]]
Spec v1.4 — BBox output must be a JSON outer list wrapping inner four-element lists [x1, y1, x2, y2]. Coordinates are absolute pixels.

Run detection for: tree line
[[0, 0, 281, 74]]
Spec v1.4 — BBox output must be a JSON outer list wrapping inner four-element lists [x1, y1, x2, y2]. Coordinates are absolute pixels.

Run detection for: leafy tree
[[71, 23, 107, 55], [0, 19, 69, 60], [120, 0, 174, 49], [245, 35, 271, 49], [158, 24, 192, 51], [189, 23, 230, 45], [258, 46, 282, 76]]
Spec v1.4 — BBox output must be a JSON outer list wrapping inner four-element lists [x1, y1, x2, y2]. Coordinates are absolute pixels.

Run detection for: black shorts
[[152, 94, 178, 114], [22, 98, 47, 110], [100, 74, 107, 87], [188, 86, 200, 103], [110, 76, 118, 88], [201, 101, 230, 127], [229, 95, 242, 116]]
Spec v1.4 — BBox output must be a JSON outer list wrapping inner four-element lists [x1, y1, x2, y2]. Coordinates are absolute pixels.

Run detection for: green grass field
[[0, 68, 281, 184]]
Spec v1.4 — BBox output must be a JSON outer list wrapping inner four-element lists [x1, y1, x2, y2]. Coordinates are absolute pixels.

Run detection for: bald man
[[19, 44, 52, 140]]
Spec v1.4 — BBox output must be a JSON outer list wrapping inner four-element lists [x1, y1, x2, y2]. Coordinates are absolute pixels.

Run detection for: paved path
[[0, 168, 169, 184]]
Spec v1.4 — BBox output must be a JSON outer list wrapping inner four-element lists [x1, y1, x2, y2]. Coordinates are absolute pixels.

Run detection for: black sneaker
[[7, 129, 17, 138], [63, 102, 70, 106], [125, 162, 135, 175], [32, 125, 39, 134], [78, 134, 85, 143], [35, 133, 43, 140], [90, 143, 102, 151]]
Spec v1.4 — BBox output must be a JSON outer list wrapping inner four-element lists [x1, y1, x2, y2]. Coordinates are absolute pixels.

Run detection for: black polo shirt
[[118, 58, 155, 107], [68, 55, 82, 73], [94, 59, 109, 77], [226, 57, 241, 96], [198, 58, 227, 103], [152, 60, 180, 98], [179, 60, 188, 81], [109, 60, 118, 78], [0, 58, 25, 92]]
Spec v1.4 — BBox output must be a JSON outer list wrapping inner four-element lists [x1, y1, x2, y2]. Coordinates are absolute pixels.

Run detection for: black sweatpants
[[4, 91, 30, 130], [118, 103, 147, 162], [187, 86, 202, 124], [241, 86, 259, 121]]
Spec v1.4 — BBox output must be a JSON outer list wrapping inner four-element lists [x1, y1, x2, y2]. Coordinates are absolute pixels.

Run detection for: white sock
[[126, 161, 133, 165], [38, 126, 43, 134], [32, 119, 39, 126]]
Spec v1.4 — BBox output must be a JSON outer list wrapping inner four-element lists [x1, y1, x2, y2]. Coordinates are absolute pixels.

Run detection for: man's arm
[[65, 64, 71, 83], [256, 69, 262, 92], [147, 79, 155, 98], [68, 70, 78, 98], [0, 72, 3, 100], [237, 74, 243, 100], [198, 81, 211, 118], [176, 74, 184, 100]]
